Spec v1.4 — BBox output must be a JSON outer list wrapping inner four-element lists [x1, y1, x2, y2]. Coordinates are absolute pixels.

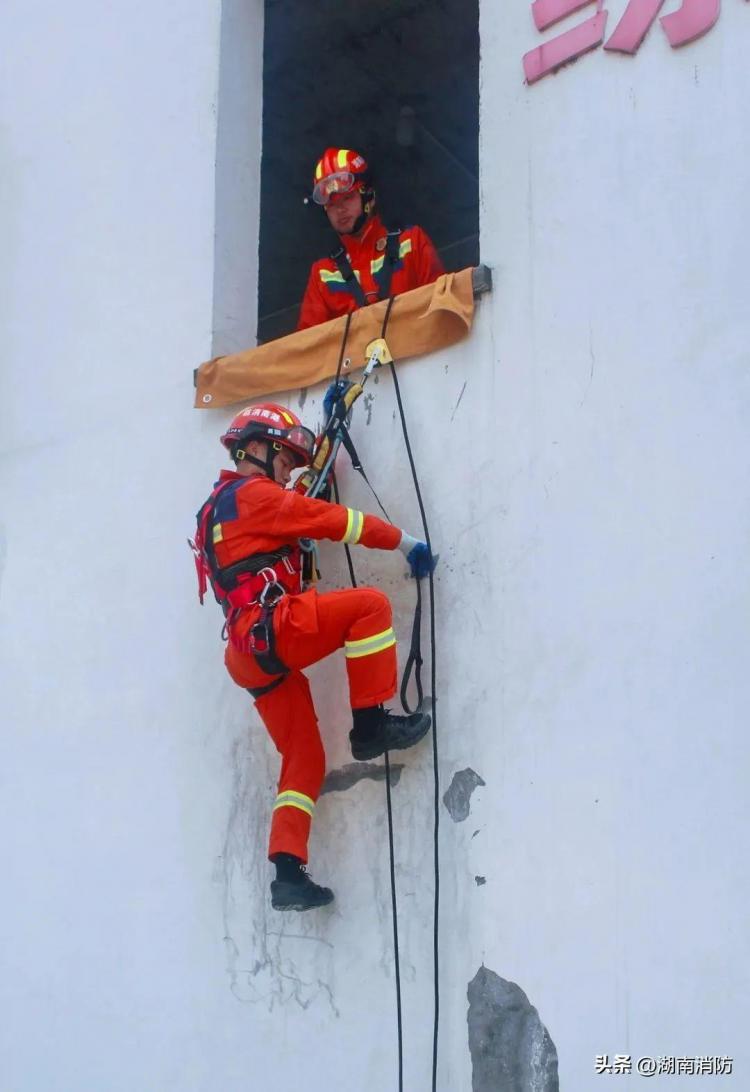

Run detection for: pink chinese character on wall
[[605, 0, 720, 52], [523, 0, 609, 84], [524, 0, 724, 82]]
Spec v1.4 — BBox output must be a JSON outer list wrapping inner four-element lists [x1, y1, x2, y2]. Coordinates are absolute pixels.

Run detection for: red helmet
[[220, 403, 315, 468], [312, 147, 372, 207]]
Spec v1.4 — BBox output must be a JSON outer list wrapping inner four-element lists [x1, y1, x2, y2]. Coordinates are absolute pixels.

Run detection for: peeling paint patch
[[297, 386, 308, 412], [363, 392, 374, 425], [443, 767, 485, 822], [475, 875, 486, 886], [321, 761, 404, 795], [467, 967, 559, 1091]]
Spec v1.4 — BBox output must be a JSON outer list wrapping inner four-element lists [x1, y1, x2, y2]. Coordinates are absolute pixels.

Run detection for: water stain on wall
[[467, 966, 559, 1091], [220, 729, 339, 1016]]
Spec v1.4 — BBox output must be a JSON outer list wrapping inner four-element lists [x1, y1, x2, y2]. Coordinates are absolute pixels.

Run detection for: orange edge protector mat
[[194, 268, 475, 409]]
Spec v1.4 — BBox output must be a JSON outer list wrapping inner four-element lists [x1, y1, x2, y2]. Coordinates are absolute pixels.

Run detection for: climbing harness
[[329, 245, 367, 308], [329, 227, 402, 309], [189, 478, 297, 684]]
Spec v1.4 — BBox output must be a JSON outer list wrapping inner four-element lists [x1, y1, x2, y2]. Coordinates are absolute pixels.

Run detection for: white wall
[[1, 2, 261, 1089], [476, 3, 750, 1088], [2, 1, 748, 1090]]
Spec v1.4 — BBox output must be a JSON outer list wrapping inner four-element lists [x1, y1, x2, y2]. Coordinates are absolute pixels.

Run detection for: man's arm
[[273, 487, 401, 550], [237, 478, 435, 577]]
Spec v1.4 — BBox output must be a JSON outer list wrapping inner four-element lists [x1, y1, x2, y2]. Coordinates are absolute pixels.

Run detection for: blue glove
[[407, 542, 437, 579], [323, 380, 350, 419], [399, 532, 437, 579]]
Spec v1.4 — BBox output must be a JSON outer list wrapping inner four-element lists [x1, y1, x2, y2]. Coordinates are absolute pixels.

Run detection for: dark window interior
[[258, 0, 480, 343]]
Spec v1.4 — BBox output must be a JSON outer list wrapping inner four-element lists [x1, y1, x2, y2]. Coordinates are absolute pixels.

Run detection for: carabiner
[[258, 572, 285, 608]]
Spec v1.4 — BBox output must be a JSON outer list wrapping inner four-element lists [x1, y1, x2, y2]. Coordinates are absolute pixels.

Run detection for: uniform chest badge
[[376, 237, 387, 252]]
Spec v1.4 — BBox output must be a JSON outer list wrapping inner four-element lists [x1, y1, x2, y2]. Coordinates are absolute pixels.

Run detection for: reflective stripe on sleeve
[[344, 627, 397, 659], [342, 508, 364, 545], [212, 523, 223, 544], [273, 790, 316, 817]]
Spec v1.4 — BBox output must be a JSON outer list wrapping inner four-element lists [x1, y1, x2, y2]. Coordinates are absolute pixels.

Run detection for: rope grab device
[[299, 335, 393, 500]]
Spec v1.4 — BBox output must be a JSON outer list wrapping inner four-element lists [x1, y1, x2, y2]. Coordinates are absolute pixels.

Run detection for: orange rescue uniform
[[209, 469, 402, 862], [297, 213, 444, 331]]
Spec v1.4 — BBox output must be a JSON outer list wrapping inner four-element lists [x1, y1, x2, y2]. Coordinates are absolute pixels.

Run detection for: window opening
[[258, 0, 480, 343]]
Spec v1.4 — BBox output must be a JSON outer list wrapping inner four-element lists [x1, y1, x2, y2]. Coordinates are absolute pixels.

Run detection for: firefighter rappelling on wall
[[190, 343, 436, 912]]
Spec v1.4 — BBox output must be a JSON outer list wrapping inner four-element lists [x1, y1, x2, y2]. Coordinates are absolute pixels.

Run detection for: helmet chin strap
[[235, 440, 279, 478]]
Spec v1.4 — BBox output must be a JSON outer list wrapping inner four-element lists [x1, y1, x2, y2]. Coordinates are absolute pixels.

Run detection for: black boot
[[349, 704, 432, 761], [270, 853, 334, 912]]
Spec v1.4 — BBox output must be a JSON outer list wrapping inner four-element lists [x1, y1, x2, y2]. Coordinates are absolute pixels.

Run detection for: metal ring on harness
[[247, 572, 289, 679], [257, 569, 285, 607]]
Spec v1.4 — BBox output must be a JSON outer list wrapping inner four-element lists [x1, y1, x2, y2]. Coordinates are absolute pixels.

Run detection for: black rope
[[329, 323, 403, 1092], [333, 310, 353, 387], [380, 296, 441, 1092], [353, 463, 392, 523], [332, 473, 358, 593], [330, 295, 439, 1090], [377, 300, 424, 714], [399, 577, 424, 715], [338, 427, 392, 522], [383, 747, 404, 1092], [332, 471, 404, 1092]]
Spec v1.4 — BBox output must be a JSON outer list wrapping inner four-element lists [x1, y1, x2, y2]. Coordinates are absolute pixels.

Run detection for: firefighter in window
[[191, 403, 435, 911], [297, 147, 445, 331]]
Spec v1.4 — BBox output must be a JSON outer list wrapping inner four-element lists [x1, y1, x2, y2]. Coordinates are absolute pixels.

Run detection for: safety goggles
[[269, 424, 316, 462], [312, 170, 358, 207]]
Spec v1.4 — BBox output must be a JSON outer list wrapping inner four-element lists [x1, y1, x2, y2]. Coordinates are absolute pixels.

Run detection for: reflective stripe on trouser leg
[[344, 627, 396, 658], [273, 790, 315, 817], [270, 791, 317, 865], [344, 614, 398, 709]]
